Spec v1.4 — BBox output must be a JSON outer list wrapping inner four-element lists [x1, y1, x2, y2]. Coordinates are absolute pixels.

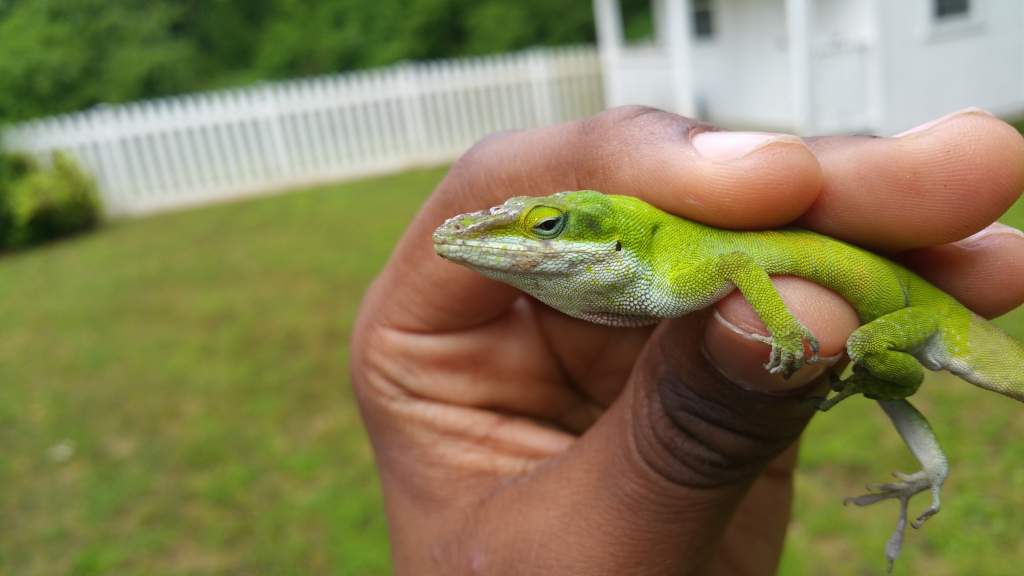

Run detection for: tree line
[[0, 0, 662, 123]]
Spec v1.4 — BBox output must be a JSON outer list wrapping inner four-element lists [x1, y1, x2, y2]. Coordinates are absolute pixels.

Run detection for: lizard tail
[[935, 313, 1024, 402]]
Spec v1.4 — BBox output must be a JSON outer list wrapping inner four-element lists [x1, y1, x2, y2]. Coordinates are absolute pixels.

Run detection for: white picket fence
[[1, 46, 604, 216]]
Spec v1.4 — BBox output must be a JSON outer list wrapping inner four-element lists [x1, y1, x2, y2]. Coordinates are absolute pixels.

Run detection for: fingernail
[[957, 222, 1024, 248], [893, 107, 995, 138], [691, 131, 803, 161]]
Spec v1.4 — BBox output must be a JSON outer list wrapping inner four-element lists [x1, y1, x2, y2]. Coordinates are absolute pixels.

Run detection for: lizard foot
[[764, 326, 820, 378], [844, 470, 943, 574]]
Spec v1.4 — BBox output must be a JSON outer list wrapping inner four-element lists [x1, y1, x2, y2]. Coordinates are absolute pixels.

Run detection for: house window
[[926, 0, 983, 40], [934, 0, 970, 19], [693, 0, 714, 39]]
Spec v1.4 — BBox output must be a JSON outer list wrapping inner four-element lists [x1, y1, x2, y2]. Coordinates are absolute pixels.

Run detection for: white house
[[594, 0, 1024, 135]]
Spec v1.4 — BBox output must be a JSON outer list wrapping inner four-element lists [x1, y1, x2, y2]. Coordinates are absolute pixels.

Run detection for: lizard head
[[432, 190, 663, 324], [433, 190, 625, 274]]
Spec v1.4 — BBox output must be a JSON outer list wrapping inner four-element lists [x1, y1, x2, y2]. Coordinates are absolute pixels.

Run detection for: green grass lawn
[[0, 168, 446, 575], [1, 161, 1022, 575]]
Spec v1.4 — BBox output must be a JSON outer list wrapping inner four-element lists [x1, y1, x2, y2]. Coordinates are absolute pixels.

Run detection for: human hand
[[351, 107, 1024, 575]]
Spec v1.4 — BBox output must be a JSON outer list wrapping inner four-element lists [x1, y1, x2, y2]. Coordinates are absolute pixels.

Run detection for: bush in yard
[[0, 149, 38, 179], [0, 151, 35, 247], [4, 151, 102, 248], [0, 182, 9, 249], [0, 182, 11, 248]]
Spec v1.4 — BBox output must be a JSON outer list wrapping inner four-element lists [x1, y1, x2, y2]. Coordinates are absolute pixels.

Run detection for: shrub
[[0, 152, 34, 247], [0, 182, 8, 248], [4, 151, 102, 249], [0, 150, 38, 180], [0, 183, 12, 248]]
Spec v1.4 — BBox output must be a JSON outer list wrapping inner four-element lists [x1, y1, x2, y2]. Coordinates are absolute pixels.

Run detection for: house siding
[[876, 0, 1024, 134]]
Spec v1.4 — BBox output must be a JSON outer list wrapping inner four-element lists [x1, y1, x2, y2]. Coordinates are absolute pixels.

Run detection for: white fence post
[[92, 105, 130, 212], [529, 49, 555, 127], [261, 85, 293, 185], [399, 63, 428, 161]]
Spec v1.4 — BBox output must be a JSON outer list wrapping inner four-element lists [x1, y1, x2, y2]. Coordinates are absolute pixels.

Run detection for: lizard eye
[[525, 206, 566, 238], [533, 216, 563, 235]]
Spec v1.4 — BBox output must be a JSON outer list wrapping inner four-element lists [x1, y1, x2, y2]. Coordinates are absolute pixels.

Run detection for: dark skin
[[351, 107, 1024, 575]]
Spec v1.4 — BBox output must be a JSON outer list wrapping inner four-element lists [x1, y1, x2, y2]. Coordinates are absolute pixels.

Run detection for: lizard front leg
[[845, 399, 949, 574], [705, 252, 821, 377]]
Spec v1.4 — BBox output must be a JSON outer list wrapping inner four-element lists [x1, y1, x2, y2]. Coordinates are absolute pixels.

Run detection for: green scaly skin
[[433, 190, 1024, 573]]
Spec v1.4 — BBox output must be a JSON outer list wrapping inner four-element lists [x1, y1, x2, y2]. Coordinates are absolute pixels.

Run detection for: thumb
[[462, 312, 819, 574], [705, 276, 860, 394]]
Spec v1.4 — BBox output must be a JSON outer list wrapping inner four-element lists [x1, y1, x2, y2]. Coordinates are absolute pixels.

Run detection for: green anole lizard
[[432, 190, 1024, 572]]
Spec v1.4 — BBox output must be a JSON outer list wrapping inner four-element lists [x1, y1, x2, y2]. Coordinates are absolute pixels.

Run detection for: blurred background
[[0, 1, 1022, 574]]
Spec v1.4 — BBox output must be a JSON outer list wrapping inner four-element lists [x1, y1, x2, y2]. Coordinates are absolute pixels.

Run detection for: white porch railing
[[1, 46, 604, 216]]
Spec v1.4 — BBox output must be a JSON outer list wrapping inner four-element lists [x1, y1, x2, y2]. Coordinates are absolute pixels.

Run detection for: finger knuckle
[[627, 339, 812, 488], [572, 106, 712, 185], [581, 105, 709, 141], [579, 105, 666, 141]]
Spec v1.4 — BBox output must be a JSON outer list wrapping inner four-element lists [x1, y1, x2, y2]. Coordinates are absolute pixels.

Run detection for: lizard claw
[[806, 333, 821, 364], [765, 342, 802, 377], [763, 325, 818, 377]]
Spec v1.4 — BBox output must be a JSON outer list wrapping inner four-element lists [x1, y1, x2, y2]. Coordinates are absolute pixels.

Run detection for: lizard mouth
[[433, 238, 544, 271]]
